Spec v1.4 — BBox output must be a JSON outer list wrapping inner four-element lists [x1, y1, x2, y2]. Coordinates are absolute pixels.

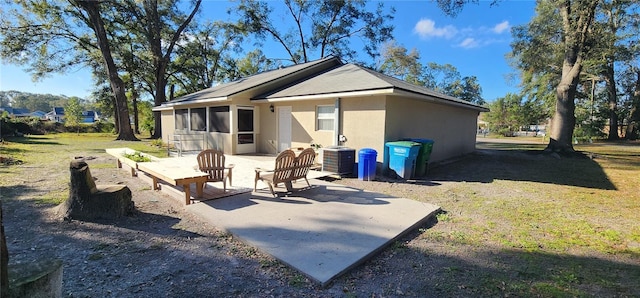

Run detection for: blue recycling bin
[[384, 141, 421, 179], [401, 138, 434, 176], [358, 148, 377, 181]]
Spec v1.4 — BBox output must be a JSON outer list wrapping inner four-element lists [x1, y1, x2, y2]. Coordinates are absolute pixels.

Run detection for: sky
[[0, 0, 537, 103]]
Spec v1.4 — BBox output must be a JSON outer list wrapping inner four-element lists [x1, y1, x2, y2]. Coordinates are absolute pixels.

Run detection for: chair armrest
[[226, 164, 235, 169], [255, 167, 272, 173]]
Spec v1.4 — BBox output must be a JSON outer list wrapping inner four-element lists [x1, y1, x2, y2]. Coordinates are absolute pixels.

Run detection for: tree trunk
[[151, 62, 166, 139], [147, 0, 201, 140], [1, 200, 9, 298], [625, 70, 640, 140], [546, 59, 580, 152], [545, 0, 597, 153], [604, 63, 619, 140], [76, 1, 138, 141], [132, 88, 140, 135]]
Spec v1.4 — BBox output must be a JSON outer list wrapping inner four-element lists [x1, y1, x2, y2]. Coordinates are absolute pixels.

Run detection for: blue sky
[[0, 0, 536, 102]]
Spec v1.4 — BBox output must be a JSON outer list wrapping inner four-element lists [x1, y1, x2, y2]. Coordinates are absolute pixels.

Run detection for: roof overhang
[[392, 89, 490, 112], [152, 96, 230, 111], [252, 88, 395, 103], [253, 87, 489, 112]]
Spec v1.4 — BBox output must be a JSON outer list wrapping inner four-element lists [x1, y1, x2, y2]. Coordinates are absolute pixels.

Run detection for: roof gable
[[255, 63, 488, 111], [169, 56, 342, 104]]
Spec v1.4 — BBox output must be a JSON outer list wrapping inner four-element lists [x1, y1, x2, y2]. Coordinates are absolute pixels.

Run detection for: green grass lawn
[[1, 133, 639, 296], [409, 139, 640, 296]]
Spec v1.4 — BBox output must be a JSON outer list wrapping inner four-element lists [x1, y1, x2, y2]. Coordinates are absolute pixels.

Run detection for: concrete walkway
[[187, 178, 440, 286]]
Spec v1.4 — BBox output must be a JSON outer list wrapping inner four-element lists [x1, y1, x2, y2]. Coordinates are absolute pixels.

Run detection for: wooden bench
[[254, 148, 317, 196], [136, 160, 210, 205], [105, 148, 161, 177]]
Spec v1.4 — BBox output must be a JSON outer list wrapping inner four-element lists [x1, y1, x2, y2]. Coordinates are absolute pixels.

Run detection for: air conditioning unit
[[321, 146, 355, 176]]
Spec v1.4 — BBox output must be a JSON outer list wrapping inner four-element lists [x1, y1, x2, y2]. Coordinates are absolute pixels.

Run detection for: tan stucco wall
[[159, 94, 479, 163], [160, 110, 175, 143], [257, 100, 335, 154], [340, 96, 387, 162], [384, 96, 479, 163]]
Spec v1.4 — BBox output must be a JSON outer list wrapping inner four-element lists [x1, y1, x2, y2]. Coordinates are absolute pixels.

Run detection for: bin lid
[[358, 148, 377, 155], [401, 138, 434, 144], [385, 141, 421, 148]]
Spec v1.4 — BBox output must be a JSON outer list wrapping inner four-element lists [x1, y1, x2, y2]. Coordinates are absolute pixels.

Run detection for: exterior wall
[[160, 110, 175, 144], [159, 94, 479, 163], [340, 96, 387, 163], [384, 96, 479, 163], [257, 100, 336, 155]]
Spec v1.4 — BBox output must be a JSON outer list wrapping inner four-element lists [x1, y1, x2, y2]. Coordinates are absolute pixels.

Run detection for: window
[[209, 106, 230, 133], [238, 108, 254, 132], [190, 108, 206, 131], [175, 109, 187, 130], [316, 105, 334, 131]]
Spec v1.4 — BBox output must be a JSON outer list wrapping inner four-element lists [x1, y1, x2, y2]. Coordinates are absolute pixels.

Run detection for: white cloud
[[459, 38, 479, 49], [413, 18, 457, 39], [492, 21, 510, 34]]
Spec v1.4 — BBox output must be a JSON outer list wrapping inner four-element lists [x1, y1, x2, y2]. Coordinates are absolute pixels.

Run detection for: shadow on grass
[[2, 135, 63, 146], [340, 217, 640, 297], [0, 185, 41, 200], [423, 145, 617, 190], [352, 240, 640, 297]]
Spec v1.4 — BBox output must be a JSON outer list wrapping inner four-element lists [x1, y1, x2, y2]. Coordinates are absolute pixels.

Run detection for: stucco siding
[[385, 96, 479, 163], [340, 96, 387, 162], [160, 110, 175, 144]]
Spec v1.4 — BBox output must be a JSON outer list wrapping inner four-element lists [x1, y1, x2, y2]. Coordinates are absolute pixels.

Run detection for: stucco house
[[154, 57, 488, 164]]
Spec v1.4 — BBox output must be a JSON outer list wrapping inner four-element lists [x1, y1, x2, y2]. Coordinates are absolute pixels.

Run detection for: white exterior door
[[277, 106, 292, 152]]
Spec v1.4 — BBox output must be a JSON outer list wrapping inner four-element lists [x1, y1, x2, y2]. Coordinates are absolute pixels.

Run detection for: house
[[30, 111, 47, 119], [0, 107, 32, 118], [82, 110, 100, 123], [44, 108, 100, 123], [153, 57, 488, 164], [45, 107, 65, 123]]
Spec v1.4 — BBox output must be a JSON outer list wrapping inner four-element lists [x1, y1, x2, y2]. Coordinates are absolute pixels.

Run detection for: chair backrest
[[292, 148, 316, 180], [197, 149, 226, 181], [271, 150, 297, 184]]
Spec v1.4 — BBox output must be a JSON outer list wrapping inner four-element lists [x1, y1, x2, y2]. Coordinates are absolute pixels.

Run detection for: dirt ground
[[2, 145, 638, 297]]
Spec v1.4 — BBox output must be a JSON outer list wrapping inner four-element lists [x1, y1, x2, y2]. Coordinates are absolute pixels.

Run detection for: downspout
[[334, 98, 341, 146]]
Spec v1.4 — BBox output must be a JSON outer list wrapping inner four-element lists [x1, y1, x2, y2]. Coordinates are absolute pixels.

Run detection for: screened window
[[175, 109, 187, 130], [190, 108, 206, 131], [316, 105, 334, 131], [208, 106, 230, 133], [238, 108, 254, 132]]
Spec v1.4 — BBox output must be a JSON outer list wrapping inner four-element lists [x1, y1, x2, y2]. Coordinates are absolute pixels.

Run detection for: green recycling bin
[[402, 138, 434, 176]]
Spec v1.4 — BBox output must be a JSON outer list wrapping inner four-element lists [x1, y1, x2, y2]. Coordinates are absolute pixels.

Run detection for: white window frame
[[316, 105, 335, 131]]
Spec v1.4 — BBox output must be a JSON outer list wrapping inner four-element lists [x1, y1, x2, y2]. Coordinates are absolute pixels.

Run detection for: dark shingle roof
[[169, 57, 342, 104], [255, 63, 488, 111]]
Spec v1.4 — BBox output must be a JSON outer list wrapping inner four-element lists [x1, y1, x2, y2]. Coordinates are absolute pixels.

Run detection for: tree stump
[[58, 160, 133, 221]]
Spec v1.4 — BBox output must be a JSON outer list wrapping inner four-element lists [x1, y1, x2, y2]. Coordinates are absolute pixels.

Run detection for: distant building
[[82, 110, 100, 123], [45, 107, 65, 123], [0, 107, 32, 118]]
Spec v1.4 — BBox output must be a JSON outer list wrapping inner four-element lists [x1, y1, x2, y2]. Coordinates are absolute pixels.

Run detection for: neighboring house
[[153, 57, 489, 163], [82, 110, 100, 123], [0, 107, 32, 118], [30, 111, 47, 119], [45, 107, 65, 123]]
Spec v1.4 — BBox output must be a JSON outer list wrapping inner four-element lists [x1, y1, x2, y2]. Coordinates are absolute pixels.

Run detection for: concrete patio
[[112, 152, 441, 286]]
